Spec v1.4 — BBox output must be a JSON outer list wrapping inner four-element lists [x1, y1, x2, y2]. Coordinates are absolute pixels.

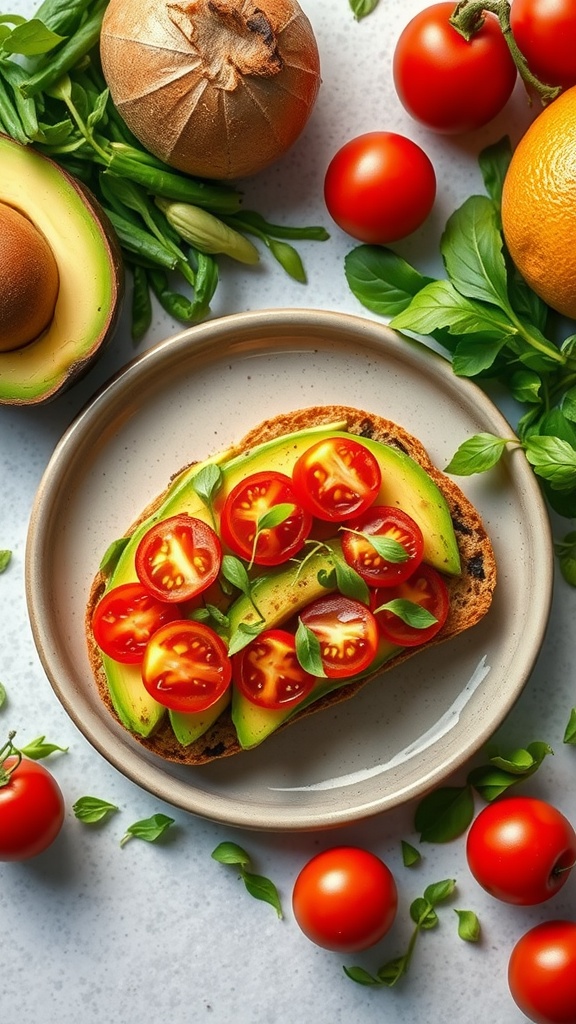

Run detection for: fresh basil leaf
[[227, 621, 264, 656], [221, 554, 251, 594], [455, 909, 481, 942], [19, 735, 68, 759], [441, 195, 512, 314], [257, 503, 295, 531], [444, 433, 509, 476], [451, 332, 511, 376], [488, 742, 553, 775], [374, 597, 436, 628], [0, 682, 6, 709], [507, 269, 549, 334], [563, 386, 576, 424], [524, 435, 576, 491], [317, 567, 337, 589], [120, 813, 175, 846], [2, 19, 65, 56], [401, 839, 421, 867], [563, 707, 576, 745], [509, 369, 542, 404], [375, 956, 409, 985], [390, 279, 513, 342], [243, 870, 283, 918], [344, 245, 432, 316], [99, 536, 130, 574], [466, 765, 524, 802], [295, 619, 326, 677], [414, 785, 475, 842], [343, 965, 381, 986], [86, 87, 109, 131], [344, 529, 409, 563], [73, 796, 119, 823], [332, 554, 370, 603], [0, 550, 11, 573], [410, 897, 438, 929], [211, 841, 251, 868], [478, 136, 512, 207], [423, 878, 457, 906], [349, 0, 380, 18], [555, 531, 576, 587]]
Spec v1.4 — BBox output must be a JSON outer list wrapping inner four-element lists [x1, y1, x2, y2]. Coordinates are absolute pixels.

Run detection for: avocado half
[[0, 134, 124, 405]]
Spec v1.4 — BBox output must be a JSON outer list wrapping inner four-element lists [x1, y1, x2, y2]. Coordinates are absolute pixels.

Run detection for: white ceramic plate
[[25, 309, 553, 831]]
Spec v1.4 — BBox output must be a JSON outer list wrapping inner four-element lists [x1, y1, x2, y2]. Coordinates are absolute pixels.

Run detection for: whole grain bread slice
[[86, 404, 497, 765]]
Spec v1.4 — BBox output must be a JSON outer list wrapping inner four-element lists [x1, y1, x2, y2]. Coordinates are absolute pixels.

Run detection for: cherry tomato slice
[[233, 629, 316, 710], [135, 513, 222, 603], [92, 582, 181, 664], [299, 594, 379, 679], [292, 437, 381, 522], [141, 620, 232, 713], [371, 563, 449, 647], [341, 505, 424, 587], [220, 471, 312, 566]]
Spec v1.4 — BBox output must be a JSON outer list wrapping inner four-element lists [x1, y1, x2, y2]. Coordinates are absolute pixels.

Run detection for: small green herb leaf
[[343, 529, 409, 563], [221, 554, 251, 595], [20, 736, 68, 760], [374, 598, 437, 629], [344, 245, 432, 316], [414, 785, 475, 843], [211, 842, 282, 917], [2, 19, 65, 56], [295, 619, 326, 677], [120, 813, 175, 847], [556, 531, 576, 587], [478, 136, 512, 206], [0, 550, 12, 573], [257, 503, 295, 532], [343, 965, 380, 986], [455, 909, 481, 942], [424, 878, 457, 906], [563, 708, 576, 746], [0, 683, 6, 709], [192, 463, 224, 508], [349, 0, 380, 19], [444, 433, 509, 476], [226, 621, 264, 656], [332, 552, 370, 603], [211, 841, 251, 868], [99, 537, 130, 575], [401, 840, 421, 867], [524, 435, 576, 491], [73, 796, 119, 824]]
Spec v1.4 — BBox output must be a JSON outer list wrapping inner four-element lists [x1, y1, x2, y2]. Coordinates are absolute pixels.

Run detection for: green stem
[[450, 0, 561, 105], [0, 731, 22, 787]]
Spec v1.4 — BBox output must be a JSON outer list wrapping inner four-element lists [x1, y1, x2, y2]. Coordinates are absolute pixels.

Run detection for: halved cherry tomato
[[371, 563, 449, 647], [233, 629, 316, 710], [299, 594, 379, 679], [341, 505, 424, 587], [135, 514, 222, 603], [292, 437, 381, 522], [92, 582, 181, 664], [220, 471, 312, 566], [141, 620, 232, 713]]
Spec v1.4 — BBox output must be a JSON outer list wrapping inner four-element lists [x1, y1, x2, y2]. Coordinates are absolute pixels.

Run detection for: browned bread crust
[[86, 405, 496, 764]]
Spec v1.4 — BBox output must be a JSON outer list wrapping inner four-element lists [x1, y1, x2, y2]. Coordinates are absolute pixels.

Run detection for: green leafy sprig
[[211, 841, 283, 918]]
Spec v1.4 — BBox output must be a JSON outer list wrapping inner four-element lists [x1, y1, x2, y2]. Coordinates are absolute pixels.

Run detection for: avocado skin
[[0, 134, 124, 405], [98, 422, 459, 745]]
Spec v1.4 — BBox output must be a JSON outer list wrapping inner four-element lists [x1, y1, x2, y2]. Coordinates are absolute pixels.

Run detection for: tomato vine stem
[[0, 731, 22, 787]]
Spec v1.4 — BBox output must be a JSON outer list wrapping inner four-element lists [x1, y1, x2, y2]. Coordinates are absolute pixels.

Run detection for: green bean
[[33, 0, 92, 35], [131, 265, 153, 343], [106, 150, 242, 214], [225, 209, 330, 242], [20, 4, 105, 98], [0, 59, 38, 137], [148, 267, 215, 323], [0, 73, 27, 143], [102, 208, 179, 270]]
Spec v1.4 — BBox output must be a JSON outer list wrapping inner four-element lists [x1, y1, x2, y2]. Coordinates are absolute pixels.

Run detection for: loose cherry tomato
[[233, 629, 315, 710], [299, 594, 379, 679], [292, 846, 398, 952], [508, 921, 576, 1024], [292, 437, 381, 522], [92, 582, 181, 664], [510, 0, 576, 90], [341, 505, 424, 587], [393, 2, 517, 133], [220, 471, 312, 566], [141, 619, 232, 713], [135, 514, 222, 603], [371, 563, 449, 646], [323, 131, 436, 244], [0, 739, 65, 861], [466, 796, 576, 905]]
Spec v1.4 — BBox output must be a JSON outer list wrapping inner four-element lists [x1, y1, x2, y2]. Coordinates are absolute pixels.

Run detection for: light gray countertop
[[2, 2, 575, 1021]]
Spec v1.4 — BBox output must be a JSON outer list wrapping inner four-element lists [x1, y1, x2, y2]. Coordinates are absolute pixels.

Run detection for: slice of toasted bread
[[86, 405, 496, 765]]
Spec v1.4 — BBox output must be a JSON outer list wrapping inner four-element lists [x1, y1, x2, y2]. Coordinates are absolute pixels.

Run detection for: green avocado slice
[[0, 135, 123, 405]]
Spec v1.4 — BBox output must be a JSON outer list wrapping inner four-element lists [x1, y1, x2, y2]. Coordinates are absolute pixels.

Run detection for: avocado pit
[[0, 201, 60, 352]]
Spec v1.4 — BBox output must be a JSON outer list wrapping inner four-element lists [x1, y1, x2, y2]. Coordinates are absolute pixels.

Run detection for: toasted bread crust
[[86, 405, 496, 764]]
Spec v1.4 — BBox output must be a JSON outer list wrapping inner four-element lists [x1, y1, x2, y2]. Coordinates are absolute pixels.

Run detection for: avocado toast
[[86, 405, 497, 765]]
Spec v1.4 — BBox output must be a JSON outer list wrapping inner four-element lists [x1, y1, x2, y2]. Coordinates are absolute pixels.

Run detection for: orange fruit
[[501, 86, 576, 320]]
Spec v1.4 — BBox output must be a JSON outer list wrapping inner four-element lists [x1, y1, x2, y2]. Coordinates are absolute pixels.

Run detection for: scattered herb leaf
[[348, 0, 380, 20], [211, 841, 283, 918], [563, 708, 576, 746], [73, 796, 119, 824], [0, 550, 12, 573], [555, 532, 576, 587], [295, 619, 326, 677], [0, 683, 6, 710], [99, 537, 130, 575], [401, 840, 421, 868], [455, 909, 481, 942], [120, 812, 175, 847], [19, 736, 68, 760]]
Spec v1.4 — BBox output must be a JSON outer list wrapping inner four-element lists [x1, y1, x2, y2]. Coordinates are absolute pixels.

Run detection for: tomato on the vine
[[323, 131, 436, 244], [466, 796, 576, 905], [508, 921, 576, 1024], [292, 436, 381, 522], [341, 505, 424, 587], [92, 582, 181, 664], [510, 0, 576, 90], [233, 629, 315, 709], [299, 594, 379, 678], [220, 471, 312, 566], [141, 619, 232, 713], [135, 514, 222, 603], [0, 737, 65, 861], [292, 846, 398, 952], [393, 2, 517, 133], [371, 563, 449, 647]]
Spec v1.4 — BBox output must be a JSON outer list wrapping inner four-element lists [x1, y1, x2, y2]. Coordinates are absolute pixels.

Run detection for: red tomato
[[135, 514, 222, 603], [508, 921, 576, 1024], [220, 471, 312, 566], [141, 619, 232, 713], [371, 563, 449, 646], [299, 594, 379, 679], [510, 0, 576, 90], [292, 846, 398, 952], [324, 132, 436, 244], [341, 505, 424, 587], [233, 629, 315, 709], [292, 437, 382, 522], [466, 797, 576, 905], [393, 2, 517, 133], [0, 751, 65, 861], [92, 582, 181, 664]]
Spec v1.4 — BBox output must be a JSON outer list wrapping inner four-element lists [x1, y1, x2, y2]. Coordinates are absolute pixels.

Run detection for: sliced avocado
[[0, 134, 123, 405], [169, 691, 230, 746], [98, 422, 460, 744]]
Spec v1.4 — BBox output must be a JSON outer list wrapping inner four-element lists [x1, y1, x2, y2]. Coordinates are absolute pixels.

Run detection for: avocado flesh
[[99, 422, 460, 743], [0, 135, 122, 404]]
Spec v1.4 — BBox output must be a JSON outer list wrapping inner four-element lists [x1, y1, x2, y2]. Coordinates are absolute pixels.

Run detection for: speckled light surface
[[1, 2, 575, 1023]]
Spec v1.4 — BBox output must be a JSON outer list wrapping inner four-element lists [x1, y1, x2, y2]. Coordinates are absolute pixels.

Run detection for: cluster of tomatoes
[[92, 435, 450, 716], [324, 0, 576, 246], [292, 796, 576, 1024]]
